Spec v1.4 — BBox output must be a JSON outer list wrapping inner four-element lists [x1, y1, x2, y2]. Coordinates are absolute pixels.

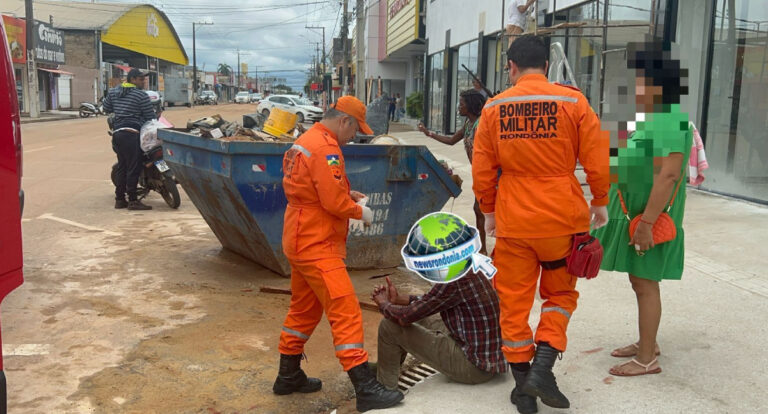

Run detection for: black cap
[[127, 68, 146, 81]]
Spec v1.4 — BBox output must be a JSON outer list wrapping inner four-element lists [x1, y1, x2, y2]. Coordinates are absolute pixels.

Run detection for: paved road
[[6, 105, 427, 413], [8, 108, 768, 413]]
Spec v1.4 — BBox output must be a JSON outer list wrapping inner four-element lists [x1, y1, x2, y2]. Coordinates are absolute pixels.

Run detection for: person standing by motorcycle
[[103, 68, 156, 210]]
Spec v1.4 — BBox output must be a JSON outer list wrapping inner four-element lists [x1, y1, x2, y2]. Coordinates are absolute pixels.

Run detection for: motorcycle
[[108, 115, 181, 209], [79, 97, 105, 118]]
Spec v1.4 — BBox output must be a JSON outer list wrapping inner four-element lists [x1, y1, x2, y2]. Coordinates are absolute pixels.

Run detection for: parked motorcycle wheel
[[159, 171, 181, 209], [110, 163, 118, 186], [79, 108, 91, 118]]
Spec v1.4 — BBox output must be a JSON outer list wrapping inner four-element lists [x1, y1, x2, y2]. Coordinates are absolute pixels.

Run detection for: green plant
[[406, 91, 423, 119]]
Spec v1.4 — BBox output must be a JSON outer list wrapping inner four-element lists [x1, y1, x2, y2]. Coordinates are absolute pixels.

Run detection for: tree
[[274, 84, 293, 94], [217, 63, 232, 76]]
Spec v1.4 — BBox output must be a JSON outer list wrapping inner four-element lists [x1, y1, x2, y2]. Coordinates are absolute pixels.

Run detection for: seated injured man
[[370, 273, 507, 389]]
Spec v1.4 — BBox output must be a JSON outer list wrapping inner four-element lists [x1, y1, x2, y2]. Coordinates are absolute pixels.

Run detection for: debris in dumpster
[[370, 135, 404, 145]]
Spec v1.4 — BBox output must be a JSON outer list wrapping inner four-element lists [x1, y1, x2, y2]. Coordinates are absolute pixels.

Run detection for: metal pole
[[237, 48, 240, 90], [193, 22, 197, 96], [355, 0, 365, 100], [598, 0, 609, 117], [25, 0, 40, 117], [341, 0, 349, 95]]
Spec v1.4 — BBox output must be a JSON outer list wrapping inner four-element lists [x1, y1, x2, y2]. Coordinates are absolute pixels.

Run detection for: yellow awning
[[101, 5, 188, 66]]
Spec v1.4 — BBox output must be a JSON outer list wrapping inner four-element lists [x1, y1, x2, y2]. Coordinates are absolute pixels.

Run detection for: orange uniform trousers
[[494, 235, 578, 363], [278, 257, 368, 371]]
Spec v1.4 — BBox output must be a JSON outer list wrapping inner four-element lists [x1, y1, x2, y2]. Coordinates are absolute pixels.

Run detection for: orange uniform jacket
[[282, 123, 363, 261], [472, 74, 609, 238]]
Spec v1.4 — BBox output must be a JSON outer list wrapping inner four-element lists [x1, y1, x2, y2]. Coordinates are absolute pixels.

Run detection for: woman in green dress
[[592, 40, 692, 377]]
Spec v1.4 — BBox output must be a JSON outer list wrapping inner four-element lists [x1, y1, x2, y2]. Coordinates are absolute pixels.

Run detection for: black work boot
[[127, 200, 152, 210], [272, 353, 322, 395], [510, 364, 538, 414], [115, 199, 128, 209], [522, 342, 570, 409], [347, 362, 404, 412]]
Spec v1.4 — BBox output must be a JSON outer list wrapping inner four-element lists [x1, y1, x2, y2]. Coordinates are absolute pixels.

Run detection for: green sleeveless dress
[[591, 104, 692, 281]]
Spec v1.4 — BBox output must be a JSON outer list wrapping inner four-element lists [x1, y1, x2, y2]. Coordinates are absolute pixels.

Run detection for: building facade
[[363, 0, 425, 103], [2, 0, 189, 113], [422, 0, 768, 203]]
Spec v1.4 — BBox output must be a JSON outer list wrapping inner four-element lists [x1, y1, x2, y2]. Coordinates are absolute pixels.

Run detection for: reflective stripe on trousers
[[503, 338, 534, 349], [335, 343, 364, 351], [282, 326, 310, 340], [541, 306, 572, 319]]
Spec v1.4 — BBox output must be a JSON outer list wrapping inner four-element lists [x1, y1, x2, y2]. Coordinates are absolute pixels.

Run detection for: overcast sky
[[99, 0, 343, 90]]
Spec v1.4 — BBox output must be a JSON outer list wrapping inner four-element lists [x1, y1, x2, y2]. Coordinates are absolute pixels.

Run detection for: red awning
[[114, 64, 131, 73], [37, 68, 74, 76]]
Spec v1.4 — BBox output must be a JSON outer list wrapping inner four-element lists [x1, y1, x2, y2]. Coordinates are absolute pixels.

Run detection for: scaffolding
[[498, 0, 660, 116]]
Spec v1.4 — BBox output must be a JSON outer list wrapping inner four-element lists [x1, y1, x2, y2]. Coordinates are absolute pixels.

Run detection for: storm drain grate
[[397, 363, 438, 391]]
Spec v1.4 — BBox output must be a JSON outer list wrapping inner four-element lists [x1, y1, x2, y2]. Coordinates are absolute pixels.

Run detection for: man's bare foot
[[609, 357, 662, 376], [610, 342, 660, 358]]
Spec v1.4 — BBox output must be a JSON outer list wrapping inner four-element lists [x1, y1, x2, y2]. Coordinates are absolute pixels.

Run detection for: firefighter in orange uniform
[[472, 35, 609, 413], [273, 96, 404, 413]]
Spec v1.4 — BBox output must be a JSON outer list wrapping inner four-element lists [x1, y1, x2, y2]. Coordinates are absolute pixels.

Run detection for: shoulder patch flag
[[326, 154, 341, 166]]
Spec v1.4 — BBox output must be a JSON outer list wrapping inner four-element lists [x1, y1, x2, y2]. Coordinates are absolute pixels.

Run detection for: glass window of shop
[[428, 52, 444, 130], [452, 40, 478, 132], [703, 0, 768, 201]]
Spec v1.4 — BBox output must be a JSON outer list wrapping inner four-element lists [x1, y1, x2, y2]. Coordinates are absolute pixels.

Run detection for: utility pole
[[237, 48, 240, 90], [355, 0, 365, 100], [306, 25, 326, 106], [341, 0, 349, 95], [192, 21, 213, 99], [305, 26, 326, 74], [25, 0, 39, 118]]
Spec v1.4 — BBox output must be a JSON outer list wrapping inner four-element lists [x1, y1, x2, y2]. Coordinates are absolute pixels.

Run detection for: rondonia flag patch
[[326, 154, 340, 166]]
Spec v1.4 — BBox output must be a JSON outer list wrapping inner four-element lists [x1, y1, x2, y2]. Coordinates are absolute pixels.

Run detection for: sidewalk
[[20, 110, 80, 124], [373, 130, 768, 414]]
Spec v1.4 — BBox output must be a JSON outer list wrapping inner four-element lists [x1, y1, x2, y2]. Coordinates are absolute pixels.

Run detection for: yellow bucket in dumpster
[[263, 108, 298, 137]]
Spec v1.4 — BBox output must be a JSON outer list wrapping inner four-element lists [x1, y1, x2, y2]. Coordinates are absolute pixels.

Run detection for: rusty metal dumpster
[[158, 129, 462, 276]]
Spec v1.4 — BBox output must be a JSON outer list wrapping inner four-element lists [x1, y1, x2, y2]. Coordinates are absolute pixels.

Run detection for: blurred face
[[635, 76, 663, 112], [337, 115, 359, 144], [131, 76, 146, 89], [458, 97, 469, 117]]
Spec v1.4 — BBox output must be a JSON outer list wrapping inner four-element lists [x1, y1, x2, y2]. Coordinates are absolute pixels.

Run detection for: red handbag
[[565, 233, 603, 279], [617, 179, 682, 245]]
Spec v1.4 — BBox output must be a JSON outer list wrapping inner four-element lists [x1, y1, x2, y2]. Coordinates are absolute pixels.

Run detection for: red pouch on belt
[[566, 233, 603, 279]]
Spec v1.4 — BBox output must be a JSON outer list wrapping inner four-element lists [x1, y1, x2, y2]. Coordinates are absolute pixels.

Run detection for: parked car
[[249, 93, 262, 103], [235, 91, 251, 104], [145, 90, 164, 112], [256, 94, 323, 123], [0, 17, 25, 412], [195, 90, 217, 105]]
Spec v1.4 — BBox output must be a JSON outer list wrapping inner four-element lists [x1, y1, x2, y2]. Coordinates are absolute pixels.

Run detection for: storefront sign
[[2, 15, 26, 64], [34, 21, 65, 64], [386, 0, 419, 56], [389, 0, 411, 19]]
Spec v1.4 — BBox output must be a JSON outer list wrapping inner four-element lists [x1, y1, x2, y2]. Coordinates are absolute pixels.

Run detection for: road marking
[[38, 213, 123, 236], [21, 218, 32, 222], [24, 145, 55, 153], [3, 343, 51, 356]]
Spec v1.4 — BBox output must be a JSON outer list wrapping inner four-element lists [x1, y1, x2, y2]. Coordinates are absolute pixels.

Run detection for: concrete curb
[[20, 115, 80, 124]]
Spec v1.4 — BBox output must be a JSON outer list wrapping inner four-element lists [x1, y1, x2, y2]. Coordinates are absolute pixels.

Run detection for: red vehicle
[[0, 17, 25, 413]]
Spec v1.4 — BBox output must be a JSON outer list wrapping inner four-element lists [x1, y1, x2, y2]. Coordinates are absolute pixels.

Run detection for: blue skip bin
[[158, 129, 462, 276]]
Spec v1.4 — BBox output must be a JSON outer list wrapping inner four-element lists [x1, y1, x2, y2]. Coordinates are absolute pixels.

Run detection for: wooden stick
[[260, 286, 381, 313], [259, 286, 291, 295]]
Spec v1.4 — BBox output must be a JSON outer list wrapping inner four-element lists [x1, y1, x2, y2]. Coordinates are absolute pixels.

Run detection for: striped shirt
[[380, 271, 508, 373], [103, 84, 155, 130]]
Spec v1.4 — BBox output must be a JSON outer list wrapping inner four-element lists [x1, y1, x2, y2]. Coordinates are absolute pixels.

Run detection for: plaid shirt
[[380, 272, 507, 373]]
